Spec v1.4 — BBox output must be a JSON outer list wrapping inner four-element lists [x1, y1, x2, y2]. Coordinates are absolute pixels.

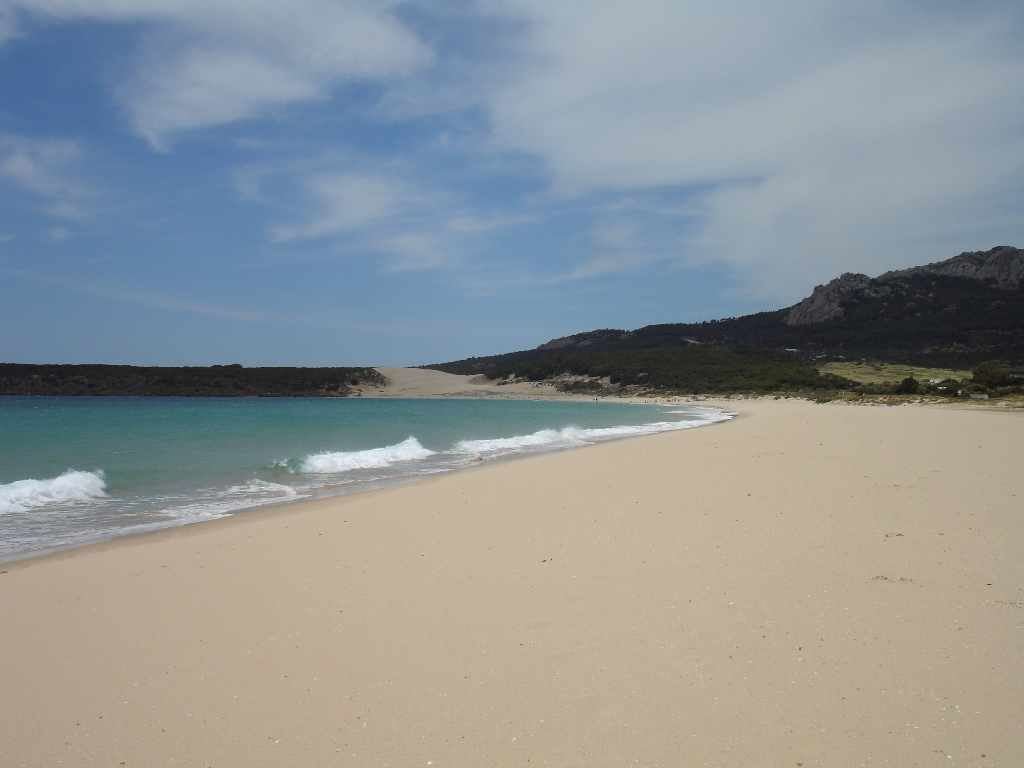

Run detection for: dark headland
[[429, 246, 1024, 400]]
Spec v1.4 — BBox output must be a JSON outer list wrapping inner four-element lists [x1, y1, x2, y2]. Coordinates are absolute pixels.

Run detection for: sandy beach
[[366, 366, 570, 399], [2, 397, 1022, 767]]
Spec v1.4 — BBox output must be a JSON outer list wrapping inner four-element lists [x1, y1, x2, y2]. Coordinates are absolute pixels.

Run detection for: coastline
[[2, 399, 737, 569], [0, 393, 731, 565], [3, 397, 1022, 766]]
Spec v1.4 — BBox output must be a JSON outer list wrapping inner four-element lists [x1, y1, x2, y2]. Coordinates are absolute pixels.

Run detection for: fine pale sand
[[368, 366, 568, 399], [2, 399, 1022, 766]]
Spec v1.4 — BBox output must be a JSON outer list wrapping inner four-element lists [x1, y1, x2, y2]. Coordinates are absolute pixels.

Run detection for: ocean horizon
[[0, 396, 731, 560]]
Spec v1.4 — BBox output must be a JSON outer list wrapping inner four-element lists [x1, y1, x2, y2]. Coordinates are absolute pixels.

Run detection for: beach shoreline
[[2, 397, 1022, 766], [0, 394, 733, 565]]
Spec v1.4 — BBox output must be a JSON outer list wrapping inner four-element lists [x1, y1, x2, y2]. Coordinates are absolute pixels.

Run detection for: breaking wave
[[148, 479, 303, 525], [0, 406, 734, 558], [300, 437, 436, 474], [454, 410, 733, 458], [453, 427, 590, 455], [222, 479, 299, 500], [0, 469, 108, 514]]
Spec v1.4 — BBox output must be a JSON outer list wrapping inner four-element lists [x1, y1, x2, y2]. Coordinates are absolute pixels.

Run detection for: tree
[[973, 361, 1011, 388]]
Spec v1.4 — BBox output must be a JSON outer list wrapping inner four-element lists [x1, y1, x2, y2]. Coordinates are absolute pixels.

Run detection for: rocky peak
[[786, 246, 1023, 326], [785, 272, 873, 326], [881, 246, 1024, 289]]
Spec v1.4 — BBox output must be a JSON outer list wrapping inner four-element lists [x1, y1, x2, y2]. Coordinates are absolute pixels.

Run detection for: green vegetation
[[895, 377, 921, 395], [823, 359, 1024, 400], [794, 274, 1024, 366], [0, 364, 385, 397], [523, 273, 1023, 369], [972, 361, 1014, 388], [429, 254, 1022, 398], [818, 362, 972, 385], [431, 345, 1024, 401], [430, 344, 854, 394]]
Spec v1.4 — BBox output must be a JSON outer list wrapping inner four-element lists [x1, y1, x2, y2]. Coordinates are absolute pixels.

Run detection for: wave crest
[[300, 437, 435, 474], [454, 427, 589, 456], [223, 479, 299, 498], [0, 469, 108, 514], [454, 410, 734, 458]]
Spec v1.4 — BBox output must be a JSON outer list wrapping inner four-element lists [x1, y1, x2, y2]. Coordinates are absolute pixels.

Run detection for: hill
[[0, 364, 386, 397], [428, 246, 1024, 394]]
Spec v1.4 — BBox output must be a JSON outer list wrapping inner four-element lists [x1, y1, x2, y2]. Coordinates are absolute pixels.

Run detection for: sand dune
[[2, 398, 1022, 766], [369, 366, 566, 398]]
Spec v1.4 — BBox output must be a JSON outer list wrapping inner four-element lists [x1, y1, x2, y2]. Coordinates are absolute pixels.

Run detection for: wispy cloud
[[473, 1, 1024, 298], [0, 134, 92, 221], [270, 168, 466, 272], [4, 1, 432, 148], [7, 268, 266, 321], [270, 172, 420, 242], [539, 219, 671, 283], [7, 0, 1020, 313], [86, 284, 266, 322], [0, 5, 16, 43], [445, 212, 535, 234], [244, 157, 537, 274], [376, 232, 450, 272]]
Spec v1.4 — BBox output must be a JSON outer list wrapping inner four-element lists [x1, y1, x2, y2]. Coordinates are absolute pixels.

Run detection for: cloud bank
[[478, 1, 1024, 296], [4, 0, 431, 148], [3, 1, 1023, 302]]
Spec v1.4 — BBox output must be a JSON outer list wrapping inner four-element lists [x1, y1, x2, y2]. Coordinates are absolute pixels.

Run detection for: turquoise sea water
[[0, 396, 731, 559]]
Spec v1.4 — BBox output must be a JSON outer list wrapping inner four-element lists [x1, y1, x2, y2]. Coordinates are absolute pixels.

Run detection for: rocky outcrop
[[433, 243, 1023, 372], [881, 246, 1024, 289], [786, 246, 1024, 326], [785, 273, 874, 326]]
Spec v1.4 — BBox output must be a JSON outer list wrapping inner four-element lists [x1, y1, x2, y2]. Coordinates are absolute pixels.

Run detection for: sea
[[0, 396, 731, 560]]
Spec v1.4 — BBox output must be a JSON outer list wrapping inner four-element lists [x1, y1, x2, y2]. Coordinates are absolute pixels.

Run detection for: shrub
[[973, 361, 1012, 388], [895, 376, 921, 394]]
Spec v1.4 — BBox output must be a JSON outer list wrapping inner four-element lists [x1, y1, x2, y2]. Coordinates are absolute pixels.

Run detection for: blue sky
[[1, 1, 1022, 366]]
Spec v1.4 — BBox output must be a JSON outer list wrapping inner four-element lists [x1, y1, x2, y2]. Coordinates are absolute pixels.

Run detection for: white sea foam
[[140, 479, 305, 529], [223, 479, 299, 499], [300, 436, 436, 474], [453, 427, 589, 456], [453, 410, 734, 458], [0, 469, 108, 514]]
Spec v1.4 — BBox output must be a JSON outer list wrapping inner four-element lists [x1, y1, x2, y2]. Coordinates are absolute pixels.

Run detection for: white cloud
[[5, 0, 432, 148], [0, 5, 17, 42], [270, 172, 418, 242], [0, 134, 91, 220], [256, 166, 462, 271], [478, 1, 1024, 298], [377, 232, 449, 272], [557, 252, 651, 282], [446, 212, 534, 234], [549, 219, 669, 283], [251, 157, 549, 274]]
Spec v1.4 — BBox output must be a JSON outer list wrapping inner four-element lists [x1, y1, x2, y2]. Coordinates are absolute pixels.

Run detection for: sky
[[1, 1, 1022, 366]]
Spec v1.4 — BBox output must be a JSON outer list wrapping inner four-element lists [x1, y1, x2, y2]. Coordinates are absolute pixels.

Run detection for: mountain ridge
[[428, 246, 1024, 391], [787, 246, 1023, 325]]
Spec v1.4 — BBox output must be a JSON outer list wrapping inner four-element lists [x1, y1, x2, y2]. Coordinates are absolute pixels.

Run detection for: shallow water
[[0, 396, 730, 559]]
